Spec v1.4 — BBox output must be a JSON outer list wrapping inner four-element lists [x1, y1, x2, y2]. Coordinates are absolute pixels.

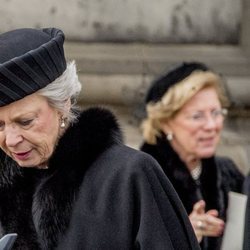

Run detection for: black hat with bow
[[145, 62, 209, 104]]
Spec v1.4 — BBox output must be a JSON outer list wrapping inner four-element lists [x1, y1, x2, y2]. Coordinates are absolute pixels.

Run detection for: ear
[[58, 98, 71, 118], [64, 98, 71, 114], [159, 120, 172, 135]]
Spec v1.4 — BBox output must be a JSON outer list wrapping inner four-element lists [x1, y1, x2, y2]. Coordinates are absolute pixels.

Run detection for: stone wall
[[0, 0, 241, 43], [241, 0, 250, 55]]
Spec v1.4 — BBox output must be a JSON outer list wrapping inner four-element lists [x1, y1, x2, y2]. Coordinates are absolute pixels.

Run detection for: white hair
[[37, 61, 82, 123]]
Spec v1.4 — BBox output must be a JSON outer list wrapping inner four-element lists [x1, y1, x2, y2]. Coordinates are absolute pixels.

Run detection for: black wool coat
[[140, 137, 244, 250], [0, 108, 200, 250], [243, 175, 250, 250]]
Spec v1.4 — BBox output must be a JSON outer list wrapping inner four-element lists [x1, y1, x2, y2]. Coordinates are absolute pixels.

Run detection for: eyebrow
[[10, 112, 37, 121], [183, 106, 221, 113]]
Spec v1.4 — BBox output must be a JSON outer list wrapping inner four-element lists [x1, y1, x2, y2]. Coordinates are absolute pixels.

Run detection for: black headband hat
[[0, 27, 66, 106], [145, 62, 209, 104]]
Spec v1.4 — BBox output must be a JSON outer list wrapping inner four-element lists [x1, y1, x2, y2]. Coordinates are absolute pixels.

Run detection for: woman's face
[[0, 93, 61, 168], [162, 87, 225, 159]]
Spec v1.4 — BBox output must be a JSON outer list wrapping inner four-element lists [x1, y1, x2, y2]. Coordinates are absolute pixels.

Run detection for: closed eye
[[18, 119, 33, 127], [191, 112, 204, 121], [0, 121, 4, 131]]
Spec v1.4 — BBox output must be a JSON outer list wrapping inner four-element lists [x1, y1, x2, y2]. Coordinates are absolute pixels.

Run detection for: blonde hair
[[141, 70, 229, 144]]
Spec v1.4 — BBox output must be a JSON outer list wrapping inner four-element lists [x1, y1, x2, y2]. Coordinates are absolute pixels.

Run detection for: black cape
[[243, 175, 250, 250], [0, 107, 199, 250], [141, 137, 244, 250]]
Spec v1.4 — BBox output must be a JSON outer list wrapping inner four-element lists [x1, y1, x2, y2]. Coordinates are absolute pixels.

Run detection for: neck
[[36, 162, 49, 169], [169, 140, 200, 171], [36, 166, 48, 170], [186, 158, 201, 171]]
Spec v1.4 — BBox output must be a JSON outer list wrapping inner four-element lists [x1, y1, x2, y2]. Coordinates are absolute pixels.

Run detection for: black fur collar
[[49, 107, 122, 172], [0, 107, 123, 249], [141, 137, 221, 215]]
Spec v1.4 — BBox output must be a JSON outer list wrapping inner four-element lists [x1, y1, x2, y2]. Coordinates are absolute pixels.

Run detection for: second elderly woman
[[140, 62, 244, 250]]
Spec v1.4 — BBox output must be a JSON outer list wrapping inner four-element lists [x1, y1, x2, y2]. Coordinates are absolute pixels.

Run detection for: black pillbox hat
[[145, 62, 209, 104], [0, 27, 66, 106]]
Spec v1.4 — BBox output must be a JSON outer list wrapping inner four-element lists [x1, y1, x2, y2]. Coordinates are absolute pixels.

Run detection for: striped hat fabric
[[0, 27, 66, 106]]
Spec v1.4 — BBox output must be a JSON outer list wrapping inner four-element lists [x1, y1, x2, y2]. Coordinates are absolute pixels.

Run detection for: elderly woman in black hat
[[0, 28, 200, 249], [140, 62, 244, 250]]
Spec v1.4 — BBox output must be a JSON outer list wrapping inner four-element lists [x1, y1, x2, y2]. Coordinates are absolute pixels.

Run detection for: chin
[[17, 163, 36, 168], [198, 149, 216, 159], [14, 159, 38, 168]]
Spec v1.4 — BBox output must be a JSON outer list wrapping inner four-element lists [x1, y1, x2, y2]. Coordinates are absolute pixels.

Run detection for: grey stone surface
[[0, 0, 241, 43], [65, 43, 250, 76], [225, 77, 250, 107], [241, 0, 250, 55], [77, 74, 152, 106], [67, 43, 250, 107], [77, 73, 250, 107]]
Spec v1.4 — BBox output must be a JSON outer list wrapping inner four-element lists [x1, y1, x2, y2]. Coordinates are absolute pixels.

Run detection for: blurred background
[[1, 0, 250, 174]]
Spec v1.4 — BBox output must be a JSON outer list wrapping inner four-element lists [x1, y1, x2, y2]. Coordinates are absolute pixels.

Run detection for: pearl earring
[[166, 133, 173, 141], [60, 118, 66, 128]]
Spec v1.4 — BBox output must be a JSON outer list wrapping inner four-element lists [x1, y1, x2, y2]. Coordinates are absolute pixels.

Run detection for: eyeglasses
[[184, 108, 228, 124]]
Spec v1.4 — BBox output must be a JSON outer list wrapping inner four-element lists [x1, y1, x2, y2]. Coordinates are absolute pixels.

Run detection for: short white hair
[[38, 61, 82, 123]]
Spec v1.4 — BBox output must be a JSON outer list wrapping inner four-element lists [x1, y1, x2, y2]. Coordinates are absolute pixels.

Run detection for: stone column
[[241, 0, 250, 56]]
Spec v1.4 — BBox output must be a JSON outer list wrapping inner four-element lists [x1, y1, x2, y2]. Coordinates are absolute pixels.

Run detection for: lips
[[13, 150, 32, 161], [199, 137, 216, 146]]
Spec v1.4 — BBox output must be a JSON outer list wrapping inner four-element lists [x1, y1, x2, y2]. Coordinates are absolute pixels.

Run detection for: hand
[[189, 200, 225, 243]]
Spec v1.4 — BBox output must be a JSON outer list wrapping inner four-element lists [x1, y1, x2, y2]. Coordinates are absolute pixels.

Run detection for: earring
[[166, 132, 173, 141], [60, 117, 66, 128]]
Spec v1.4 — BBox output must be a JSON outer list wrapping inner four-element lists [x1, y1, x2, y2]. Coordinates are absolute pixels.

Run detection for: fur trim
[[140, 137, 236, 216], [49, 107, 122, 170], [0, 107, 123, 249]]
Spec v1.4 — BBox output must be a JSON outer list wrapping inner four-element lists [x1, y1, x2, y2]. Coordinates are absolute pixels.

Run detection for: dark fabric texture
[[0, 107, 200, 250], [243, 175, 250, 250], [0, 28, 66, 106], [140, 137, 244, 250], [145, 62, 208, 104]]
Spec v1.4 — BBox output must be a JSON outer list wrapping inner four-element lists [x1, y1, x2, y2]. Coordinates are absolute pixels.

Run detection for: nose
[[5, 128, 23, 147], [203, 115, 218, 129]]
